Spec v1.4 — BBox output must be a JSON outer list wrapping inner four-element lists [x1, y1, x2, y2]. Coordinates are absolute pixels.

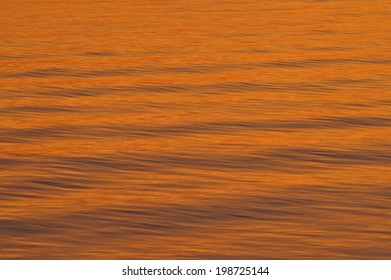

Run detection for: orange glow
[[0, 0, 390, 259]]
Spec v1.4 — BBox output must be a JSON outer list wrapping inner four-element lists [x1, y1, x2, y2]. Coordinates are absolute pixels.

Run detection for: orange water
[[1, 0, 390, 259]]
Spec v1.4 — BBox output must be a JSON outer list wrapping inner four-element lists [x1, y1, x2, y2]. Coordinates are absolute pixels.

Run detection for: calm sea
[[1, 0, 390, 259]]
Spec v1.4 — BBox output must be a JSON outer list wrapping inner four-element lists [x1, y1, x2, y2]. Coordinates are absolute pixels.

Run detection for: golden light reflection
[[0, 0, 390, 259]]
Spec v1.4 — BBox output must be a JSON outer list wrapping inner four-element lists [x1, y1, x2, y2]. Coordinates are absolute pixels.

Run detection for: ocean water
[[0, 0, 390, 259]]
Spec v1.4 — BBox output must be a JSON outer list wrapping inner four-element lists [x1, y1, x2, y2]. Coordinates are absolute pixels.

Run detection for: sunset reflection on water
[[0, 0, 390, 259]]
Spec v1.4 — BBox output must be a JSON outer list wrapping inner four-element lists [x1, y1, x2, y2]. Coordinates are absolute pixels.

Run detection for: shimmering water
[[1, 0, 390, 259]]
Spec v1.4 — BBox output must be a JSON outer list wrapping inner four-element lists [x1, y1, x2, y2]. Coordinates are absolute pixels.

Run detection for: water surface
[[1, 0, 390, 259]]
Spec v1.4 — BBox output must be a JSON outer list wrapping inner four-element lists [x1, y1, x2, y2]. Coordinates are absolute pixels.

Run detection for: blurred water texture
[[0, 0, 390, 259]]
